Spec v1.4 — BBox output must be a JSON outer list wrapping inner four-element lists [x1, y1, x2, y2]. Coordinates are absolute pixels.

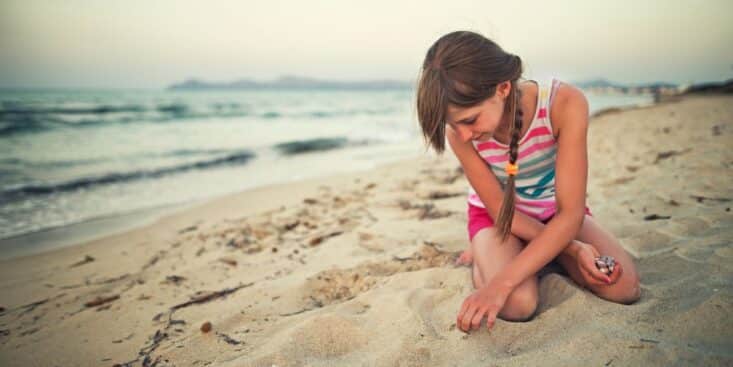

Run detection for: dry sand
[[0, 94, 731, 366]]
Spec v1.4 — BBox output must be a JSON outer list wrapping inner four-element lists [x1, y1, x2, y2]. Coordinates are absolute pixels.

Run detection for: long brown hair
[[416, 30, 524, 241]]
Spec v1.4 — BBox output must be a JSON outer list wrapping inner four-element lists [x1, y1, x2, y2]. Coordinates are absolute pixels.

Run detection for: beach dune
[[0, 94, 731, 366]]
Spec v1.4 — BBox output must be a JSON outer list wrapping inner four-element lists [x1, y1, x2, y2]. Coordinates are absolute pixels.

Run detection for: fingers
[[582, 259, 624, 287], [460, 305, 478, 332], [460, 306, 498, 332], [457, 297, 499, 333], [470, 307, 487, 330], [581, 261, 610, 286], [582, 271, 607, 287], [608, 262, 624, 284], [486, 309, 498, 331], [457, 298, 471, 331]]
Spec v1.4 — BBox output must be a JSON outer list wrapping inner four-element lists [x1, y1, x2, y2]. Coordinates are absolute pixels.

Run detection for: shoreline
[[589, 92, 683, 118], [0, 141, 426, 261], [0, 152, 437, 266], [0, 201, 193, 261]]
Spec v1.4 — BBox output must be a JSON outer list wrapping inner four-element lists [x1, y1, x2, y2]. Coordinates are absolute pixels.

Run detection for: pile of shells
[[595, 255, 616, 275]]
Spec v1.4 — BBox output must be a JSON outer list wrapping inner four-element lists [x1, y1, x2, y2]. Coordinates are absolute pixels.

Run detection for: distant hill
[[575, 78, 677, 89], [168, 75, 412, 90], [573, 78, 619, 89]]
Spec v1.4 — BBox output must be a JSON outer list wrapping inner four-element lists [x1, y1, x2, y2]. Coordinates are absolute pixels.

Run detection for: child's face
[[445, 81, 511, 143]]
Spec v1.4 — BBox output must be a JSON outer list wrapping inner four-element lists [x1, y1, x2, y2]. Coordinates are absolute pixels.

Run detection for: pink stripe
[[470, 194, 555, 208], [475, 126, 552, 151], [539, 206, 557, 219], [537, 107, 547, 119], [475, 140, 504, 150], [486, 140, 556, 164], [517, 198, 556, 208], [467, 198, 556, 219], [523, 126, 552, 141], [516, 206, 542, 217]]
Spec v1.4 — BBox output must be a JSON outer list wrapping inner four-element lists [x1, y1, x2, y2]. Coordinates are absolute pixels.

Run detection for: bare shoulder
[[549, 80, 589, 135]]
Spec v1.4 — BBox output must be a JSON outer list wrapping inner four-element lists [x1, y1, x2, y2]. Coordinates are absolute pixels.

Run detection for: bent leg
[[471, 227, 539, 321], [556, 215, 641, 304]]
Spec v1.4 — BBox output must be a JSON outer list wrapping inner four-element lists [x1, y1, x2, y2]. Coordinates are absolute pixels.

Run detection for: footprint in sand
[[675, 238, 730, 265], [619, 229, 675, 257], [357, 232, 386, 252], [713, 246, 733, 260], [420, 166, 464, 185], [233, 315, 369, 367], [377, 340, 433, 367], [283, 314, 370, 359], [396, 199, 455, 220], [299, 243, 454, 309], [405, 285, 453, 341], [656, 216, 711, 239]]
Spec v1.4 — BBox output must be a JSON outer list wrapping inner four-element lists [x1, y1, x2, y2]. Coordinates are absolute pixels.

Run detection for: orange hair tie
[[505, 162, 519, 176]]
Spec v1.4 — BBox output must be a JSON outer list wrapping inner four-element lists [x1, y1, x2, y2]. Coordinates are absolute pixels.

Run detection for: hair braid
[[495, 80, 524, 242]]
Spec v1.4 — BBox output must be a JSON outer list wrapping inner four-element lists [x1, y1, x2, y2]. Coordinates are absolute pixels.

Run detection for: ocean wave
[[0, 148, 235, 170], [0, 150, 256, 199], [0, 104, 147, 115], [261, 111, 281, 119], [0, 101, 398, 137], [273, 137, 375, 155], [0, 156, 105, 169], [160, 148, 234, 157], [0, 102, 252, 136]]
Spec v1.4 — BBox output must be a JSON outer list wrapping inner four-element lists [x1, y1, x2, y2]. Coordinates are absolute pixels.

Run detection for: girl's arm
[[493, 83, 590, 290], [446, 116, 584, 260]]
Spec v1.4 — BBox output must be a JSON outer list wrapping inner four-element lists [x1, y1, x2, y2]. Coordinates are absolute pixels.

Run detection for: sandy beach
[[0, 93, 731, 366]]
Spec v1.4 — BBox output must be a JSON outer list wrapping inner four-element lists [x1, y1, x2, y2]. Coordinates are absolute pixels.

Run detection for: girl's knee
[[595, 272, 641, 305], [472, 227, 522, 249], [615, 275, 641, 304], [499, 286, 538, 322]]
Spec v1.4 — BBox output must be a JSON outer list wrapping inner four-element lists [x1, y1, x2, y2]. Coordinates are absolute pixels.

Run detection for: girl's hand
[[454, 247, 473, 266], [456, 277, 512, 332], [575, 242, 623, 287]]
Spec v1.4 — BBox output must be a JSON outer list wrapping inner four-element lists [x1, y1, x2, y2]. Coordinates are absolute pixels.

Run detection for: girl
[[415, 31, 641, 333]]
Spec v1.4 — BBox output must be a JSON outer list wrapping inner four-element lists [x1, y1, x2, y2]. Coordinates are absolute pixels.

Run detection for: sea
[[0, 87, 653, 259]]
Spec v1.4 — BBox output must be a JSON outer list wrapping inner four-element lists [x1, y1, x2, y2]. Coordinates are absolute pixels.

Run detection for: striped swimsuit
[[466, 76, 591, 241]]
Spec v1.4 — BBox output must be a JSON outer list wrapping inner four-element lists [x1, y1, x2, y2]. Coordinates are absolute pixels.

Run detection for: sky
[[1, 0, 731, 89]]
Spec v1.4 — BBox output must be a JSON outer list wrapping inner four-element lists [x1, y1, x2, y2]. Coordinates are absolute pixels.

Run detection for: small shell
[[595, 255, 616, 276]]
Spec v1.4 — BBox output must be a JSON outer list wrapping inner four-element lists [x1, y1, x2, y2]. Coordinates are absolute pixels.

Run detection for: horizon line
[[1, 75, 729, 91]]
